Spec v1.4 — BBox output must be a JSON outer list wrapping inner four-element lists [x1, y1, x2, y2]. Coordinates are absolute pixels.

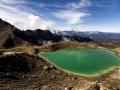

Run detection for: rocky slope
[[0, 19, 92, 49], [0, 41, 119, 90], [0, 19, 32, 49], [0, 18, 62, 48], [0, 52, 119, 90]]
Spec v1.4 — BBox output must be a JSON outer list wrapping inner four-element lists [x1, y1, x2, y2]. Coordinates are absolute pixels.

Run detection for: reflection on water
[[39, 49, 120, 77]]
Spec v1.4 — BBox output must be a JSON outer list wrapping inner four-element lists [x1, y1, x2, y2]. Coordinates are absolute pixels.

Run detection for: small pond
[[39, 49, 120, 77]]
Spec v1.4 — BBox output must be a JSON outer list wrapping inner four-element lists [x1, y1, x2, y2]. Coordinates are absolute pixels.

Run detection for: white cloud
[[0, 0, 54, 30], [53, 0, 91, 27], [69, 25, 120, 33], [23, 15, 53, 30], [54, 10, 90, 25], [66, 0, 92, 10], [38, 3, 64, 9], [0, 0, 26, 5]]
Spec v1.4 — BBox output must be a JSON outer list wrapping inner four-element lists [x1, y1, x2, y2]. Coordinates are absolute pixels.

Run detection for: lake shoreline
[[38, 54, 120, 78]]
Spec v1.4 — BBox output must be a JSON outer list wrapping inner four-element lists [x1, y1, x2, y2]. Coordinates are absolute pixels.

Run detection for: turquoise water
[[40, 49, 120, 76]]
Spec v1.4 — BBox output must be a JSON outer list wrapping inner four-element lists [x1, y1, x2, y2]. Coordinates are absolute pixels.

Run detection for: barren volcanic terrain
[[0, 19, 119, 90], [0, 41, 119, 90]]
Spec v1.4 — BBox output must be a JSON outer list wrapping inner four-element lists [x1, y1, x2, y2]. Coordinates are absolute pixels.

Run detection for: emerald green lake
[[39, 49, 120, 77]]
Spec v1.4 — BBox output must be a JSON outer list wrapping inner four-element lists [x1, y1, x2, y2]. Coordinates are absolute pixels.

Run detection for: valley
[[0, 19, 120, 90]]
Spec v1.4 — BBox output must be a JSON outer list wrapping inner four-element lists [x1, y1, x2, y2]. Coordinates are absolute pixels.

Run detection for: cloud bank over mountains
[[0, 0, 120, 32]]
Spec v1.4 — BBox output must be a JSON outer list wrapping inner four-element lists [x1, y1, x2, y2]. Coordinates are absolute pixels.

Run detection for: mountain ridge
[[0, 19, 92, 49], [58, 31, 120, 40]]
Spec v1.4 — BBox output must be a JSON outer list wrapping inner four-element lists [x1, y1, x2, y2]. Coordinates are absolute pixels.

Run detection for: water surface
[[39, 49, 120, 77]]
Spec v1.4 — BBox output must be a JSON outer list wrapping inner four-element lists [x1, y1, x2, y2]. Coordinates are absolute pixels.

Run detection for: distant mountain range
[[1, 18, 120, 49], [57, 31, 120, 40], [0, 19, 92, 49]]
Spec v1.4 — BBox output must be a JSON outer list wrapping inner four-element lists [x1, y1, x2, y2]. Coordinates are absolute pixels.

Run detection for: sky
[[0, 0, 120, 32]]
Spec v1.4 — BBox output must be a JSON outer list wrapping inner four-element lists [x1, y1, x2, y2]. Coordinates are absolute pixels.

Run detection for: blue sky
[[0, 0, 120, 32]]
